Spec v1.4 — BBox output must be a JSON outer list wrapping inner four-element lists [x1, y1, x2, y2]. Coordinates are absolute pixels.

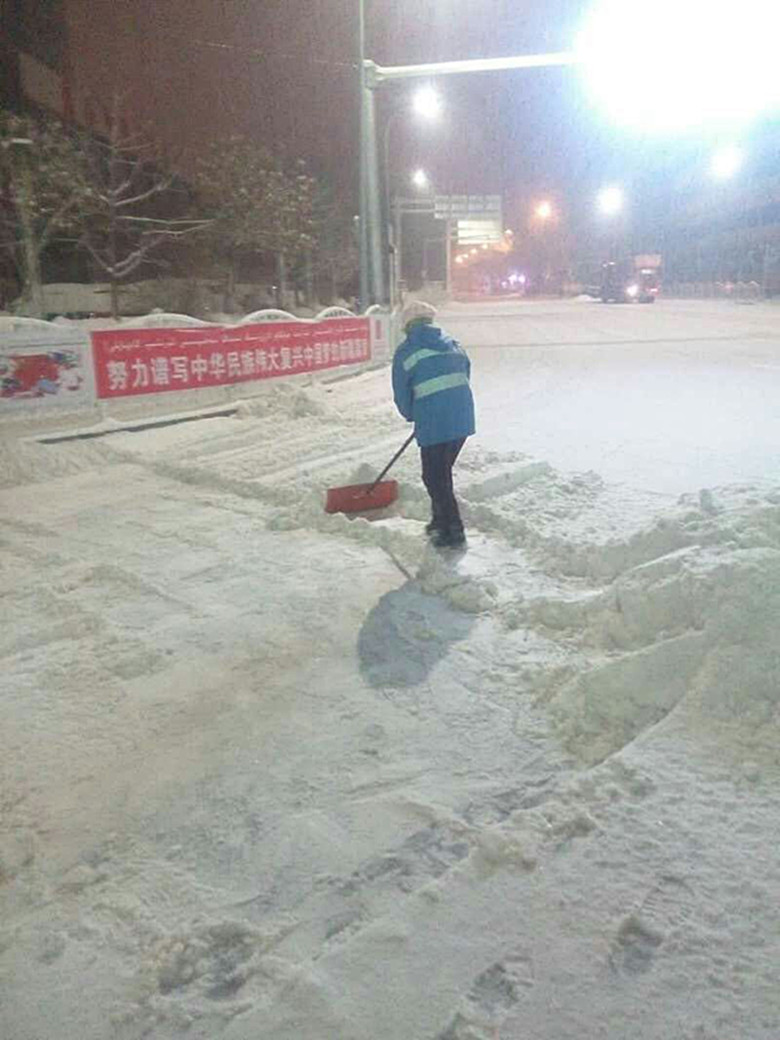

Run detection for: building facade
[[0, 0, 72, 118]]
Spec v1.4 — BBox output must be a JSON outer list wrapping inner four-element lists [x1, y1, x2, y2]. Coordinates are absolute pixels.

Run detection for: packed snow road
[[1, 298, 779, 1039], [445, 297, 780, 494]]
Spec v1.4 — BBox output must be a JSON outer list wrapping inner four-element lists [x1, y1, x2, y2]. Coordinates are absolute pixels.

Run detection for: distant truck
[[601, 254, 661, 303]]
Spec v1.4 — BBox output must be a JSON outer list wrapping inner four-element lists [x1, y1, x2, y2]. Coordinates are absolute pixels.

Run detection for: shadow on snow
[[358, 580, 475, 689]]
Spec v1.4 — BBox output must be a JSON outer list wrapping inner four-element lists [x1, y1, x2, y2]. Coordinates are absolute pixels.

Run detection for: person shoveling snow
[[392, 300, 476, 549]]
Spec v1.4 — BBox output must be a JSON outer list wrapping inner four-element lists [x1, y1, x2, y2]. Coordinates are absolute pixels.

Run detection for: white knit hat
[[401, 300, 437, 328]]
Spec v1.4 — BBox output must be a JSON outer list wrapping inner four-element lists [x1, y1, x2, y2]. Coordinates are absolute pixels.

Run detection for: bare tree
[[0, 110, 90, 316], [77, 98, 206, 319]]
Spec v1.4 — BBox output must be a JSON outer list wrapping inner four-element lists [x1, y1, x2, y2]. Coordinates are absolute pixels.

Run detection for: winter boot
[[432, 526, 466, 549]]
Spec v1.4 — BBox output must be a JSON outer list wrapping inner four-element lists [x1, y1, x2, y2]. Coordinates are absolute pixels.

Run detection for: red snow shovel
[[325, 432, 416, 514]]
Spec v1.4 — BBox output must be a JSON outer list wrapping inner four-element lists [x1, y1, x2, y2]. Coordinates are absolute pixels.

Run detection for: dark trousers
[[420, 438, 466, 533]]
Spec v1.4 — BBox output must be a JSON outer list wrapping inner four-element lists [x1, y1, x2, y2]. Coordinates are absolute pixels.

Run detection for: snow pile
[[0, 434, 117, 489], [234, 382, 328, 421], [517, 488, 780, 764]]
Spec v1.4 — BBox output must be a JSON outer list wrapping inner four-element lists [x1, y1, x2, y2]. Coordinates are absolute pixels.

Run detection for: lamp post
[[410, 169, 433, 287], [357, 0, 373, 311], [382, 87, 441, 208], [597, 185, 626, 263], [357, 0, 367, 310], [530, 201, 557, 289], [357, 0, 384, 309], [383, 88, 441, 307]]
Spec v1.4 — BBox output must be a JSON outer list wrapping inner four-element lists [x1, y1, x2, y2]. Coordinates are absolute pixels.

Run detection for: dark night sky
[[64, 1, 778, 239]]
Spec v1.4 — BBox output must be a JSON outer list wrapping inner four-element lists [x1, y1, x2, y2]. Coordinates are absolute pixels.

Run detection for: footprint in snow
[[436, 954, 534, 1039], [610, 874, 694, 975]]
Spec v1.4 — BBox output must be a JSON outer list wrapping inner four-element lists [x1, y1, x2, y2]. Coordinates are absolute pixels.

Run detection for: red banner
[[91, 317, 371, 399]]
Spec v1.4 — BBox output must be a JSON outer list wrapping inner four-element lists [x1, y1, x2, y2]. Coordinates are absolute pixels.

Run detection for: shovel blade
[[325, 479, 399, 514]]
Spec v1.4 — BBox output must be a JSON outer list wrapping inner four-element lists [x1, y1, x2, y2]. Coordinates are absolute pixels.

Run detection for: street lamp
[[578, 0, 780, 132], [411, 85, 443, 121], [411, 168, 430, 190], [597, 185, 626, 264], [710, 145, 744, 180], [597, 185, 624, 217]]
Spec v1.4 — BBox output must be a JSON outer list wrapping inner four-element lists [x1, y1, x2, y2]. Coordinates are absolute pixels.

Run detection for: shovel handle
[[366, 432, 416, 494]]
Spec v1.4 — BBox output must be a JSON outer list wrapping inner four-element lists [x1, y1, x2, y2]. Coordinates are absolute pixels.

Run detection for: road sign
[[456, 219, 503, 245], [434, 195, 503, 221]]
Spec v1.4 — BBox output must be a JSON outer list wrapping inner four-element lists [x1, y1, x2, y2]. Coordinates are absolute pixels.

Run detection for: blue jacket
[[392, 323, 476, 447]]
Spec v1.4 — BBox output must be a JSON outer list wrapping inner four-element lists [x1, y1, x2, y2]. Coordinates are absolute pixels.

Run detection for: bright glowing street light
[[535, 200, 553, 220], [411, 168, 430, 190], [360, 0, 777, 306], [711, 144, 744, 180], [597, 185, 624, 217], [578, 0, 780, 132], [412, 85, 443, 121]]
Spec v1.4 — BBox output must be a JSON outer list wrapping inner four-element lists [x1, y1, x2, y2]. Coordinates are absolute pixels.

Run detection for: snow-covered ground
[[447, 297, 780, 494], [1, 299, 779, 1039]]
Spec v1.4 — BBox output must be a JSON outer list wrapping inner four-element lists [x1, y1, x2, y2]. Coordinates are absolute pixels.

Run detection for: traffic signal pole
[[359, 44, 577, 308], [357, 1, 369, 310]]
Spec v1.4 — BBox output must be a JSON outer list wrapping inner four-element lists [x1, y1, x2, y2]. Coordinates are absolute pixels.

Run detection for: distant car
[[634, 267, 660, 303], [600, 262, 660, 303]]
